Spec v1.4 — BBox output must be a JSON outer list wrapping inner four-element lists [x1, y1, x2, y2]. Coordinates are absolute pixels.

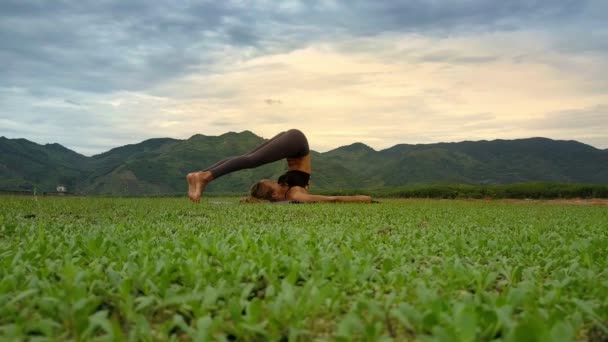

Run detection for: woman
[[187, 129, 372, 203]]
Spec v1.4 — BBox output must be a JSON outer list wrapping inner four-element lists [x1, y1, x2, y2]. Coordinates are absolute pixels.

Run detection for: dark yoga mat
[[206, 201, 298, 205]]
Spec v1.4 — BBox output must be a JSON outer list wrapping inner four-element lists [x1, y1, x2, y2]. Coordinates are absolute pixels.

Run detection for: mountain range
[[1, 131, 607, 196]]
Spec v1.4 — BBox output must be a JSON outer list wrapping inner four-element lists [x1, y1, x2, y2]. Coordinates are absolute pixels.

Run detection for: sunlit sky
[[1, 1, 607, 155]]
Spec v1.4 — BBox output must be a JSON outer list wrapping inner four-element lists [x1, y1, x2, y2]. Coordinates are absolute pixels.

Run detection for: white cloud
[[1, 1, 607, 154], [133, 32, 607, 152]]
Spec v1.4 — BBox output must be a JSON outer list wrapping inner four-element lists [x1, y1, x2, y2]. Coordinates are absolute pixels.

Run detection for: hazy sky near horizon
[[1, 0, 607, 155]]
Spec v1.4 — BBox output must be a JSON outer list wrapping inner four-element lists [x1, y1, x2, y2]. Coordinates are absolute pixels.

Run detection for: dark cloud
[[264, 99, 282, 105], [345, 1, 575, 32], [64, 99, 82, 106], [265, 0, 587, 36], [1, 0, 603, 96], [417, 51, 500, 64], [210, 120, 238, 128], [1, 0, 607, 153], [0, 1, 246, 94]]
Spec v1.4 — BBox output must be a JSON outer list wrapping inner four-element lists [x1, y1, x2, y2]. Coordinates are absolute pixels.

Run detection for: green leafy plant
[[0, 196, 606, 340]]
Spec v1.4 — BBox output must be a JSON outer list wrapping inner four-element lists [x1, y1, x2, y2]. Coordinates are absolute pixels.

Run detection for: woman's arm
[[289, 192, 372, 203]]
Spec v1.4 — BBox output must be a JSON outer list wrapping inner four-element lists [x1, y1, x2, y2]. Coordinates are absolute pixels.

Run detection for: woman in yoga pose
[[186, 129, 372, 203]]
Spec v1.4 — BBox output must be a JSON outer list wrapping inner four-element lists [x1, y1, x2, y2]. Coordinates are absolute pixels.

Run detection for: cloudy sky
[[1, 0, 607, 155]]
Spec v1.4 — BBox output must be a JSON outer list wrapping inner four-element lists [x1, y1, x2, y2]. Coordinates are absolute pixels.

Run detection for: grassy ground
[[1, 196, 607, 341]]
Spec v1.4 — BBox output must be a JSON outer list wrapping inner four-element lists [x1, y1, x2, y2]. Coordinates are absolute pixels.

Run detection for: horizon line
[[2, 132, 605, 157]]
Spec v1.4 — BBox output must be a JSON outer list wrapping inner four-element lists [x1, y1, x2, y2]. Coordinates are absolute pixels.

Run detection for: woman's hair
[[240, 196, 265, 203], [241, 180, 274, 203]]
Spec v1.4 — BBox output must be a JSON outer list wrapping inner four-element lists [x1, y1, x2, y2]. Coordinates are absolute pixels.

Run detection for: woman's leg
[[202, 132, 287, 172], [208, 129, 308, 178], [187, 129, 309, 202]]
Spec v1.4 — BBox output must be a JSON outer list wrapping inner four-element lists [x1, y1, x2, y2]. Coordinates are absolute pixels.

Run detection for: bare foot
[[187, 171, 213, 203]]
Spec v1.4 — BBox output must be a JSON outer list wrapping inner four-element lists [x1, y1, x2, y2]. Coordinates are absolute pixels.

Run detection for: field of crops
[[1, 196, 607, 341]]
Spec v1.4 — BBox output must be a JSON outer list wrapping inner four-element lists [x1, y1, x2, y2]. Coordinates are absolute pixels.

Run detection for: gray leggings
[[205, 129, 309, 179]]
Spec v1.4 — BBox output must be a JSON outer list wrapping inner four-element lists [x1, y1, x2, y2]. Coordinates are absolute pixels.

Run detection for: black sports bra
[[277, 170, 310, 188]]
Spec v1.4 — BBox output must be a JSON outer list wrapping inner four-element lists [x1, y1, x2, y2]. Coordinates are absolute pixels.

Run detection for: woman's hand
[[289, 190, 373, 203]]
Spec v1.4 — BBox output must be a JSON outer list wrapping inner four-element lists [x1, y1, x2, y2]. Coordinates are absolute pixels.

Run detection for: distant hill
[[0, 136, 93, 192], [1, 133, 607, 195]]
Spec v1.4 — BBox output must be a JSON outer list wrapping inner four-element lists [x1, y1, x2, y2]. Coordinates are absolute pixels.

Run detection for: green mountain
[[0, 136, 92, 191], [1, 133, 607, 195]]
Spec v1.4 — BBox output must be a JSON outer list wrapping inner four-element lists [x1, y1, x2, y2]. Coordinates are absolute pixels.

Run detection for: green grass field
[[1, 197, 607, 341]]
